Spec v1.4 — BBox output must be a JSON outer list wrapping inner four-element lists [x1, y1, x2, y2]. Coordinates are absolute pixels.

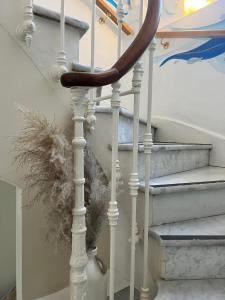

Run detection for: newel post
[[70, 87, 89, 300]]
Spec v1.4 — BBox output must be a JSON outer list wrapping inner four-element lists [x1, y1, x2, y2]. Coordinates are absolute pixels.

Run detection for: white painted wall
[[0, 181, 16, 299], [22, 192, 71, 300], [0, 1, 84, 299], [151, 1, 225, 166]]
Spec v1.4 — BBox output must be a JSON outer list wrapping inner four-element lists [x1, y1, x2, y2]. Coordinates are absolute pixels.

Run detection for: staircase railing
[[96, 0, 134, 35], [60, 1, 161, 300], [156, 29, 225, 39], [61, 1, 160, 88], [19, 0, 161, 299]]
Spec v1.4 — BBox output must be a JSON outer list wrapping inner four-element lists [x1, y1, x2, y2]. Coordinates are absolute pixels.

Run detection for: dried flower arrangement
[[14, 106, 108, 251]]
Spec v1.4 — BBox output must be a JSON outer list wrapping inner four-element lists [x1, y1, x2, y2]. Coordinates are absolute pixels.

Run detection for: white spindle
[[86, 0, 97, 132], [139, 0, 144, 31], [51, 0, 68, 82], [129, 2, 144, 299], [140, 38, 157, 300], [115, 0, 125, 190], [129, 62, 143, 300], [108, 2, 125, 300], [91, 0, 96, 72], [108, 81, 120, 300], [117, 0, 124, 58], [17, 0, 36, 47], [70, 87, 89, 300]]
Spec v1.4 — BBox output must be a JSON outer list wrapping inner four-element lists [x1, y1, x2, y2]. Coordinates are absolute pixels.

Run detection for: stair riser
[[155, 279, 225, 300], [117, 115, 156, 143], [95, 110, 156, 143], [160, 243, 225, 280], [150, 188, 225, 225], [138, 149, 210, 179]]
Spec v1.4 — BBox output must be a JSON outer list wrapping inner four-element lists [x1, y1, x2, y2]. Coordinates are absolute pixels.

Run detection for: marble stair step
[[150, 215, 225, 280], [95, 106, 157, 143], [155, 279, 225, 300], [118, 142, 212, 179], [33, 5, 89, 37], [138, 167, 225, 225]]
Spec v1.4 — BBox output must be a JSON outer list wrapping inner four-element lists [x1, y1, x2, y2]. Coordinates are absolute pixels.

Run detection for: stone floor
[[113, 288, 139, 300]]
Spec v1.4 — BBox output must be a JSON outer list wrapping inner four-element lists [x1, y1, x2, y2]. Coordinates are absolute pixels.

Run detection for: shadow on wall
[[0, 180, 16, 300]]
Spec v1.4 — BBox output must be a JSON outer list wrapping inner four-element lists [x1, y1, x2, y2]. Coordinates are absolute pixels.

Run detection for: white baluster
[[116, 0, 125, 58], [86, 0, 96, 133], [17, 0, 36, 47], [51, 0, 68, 82], [108, 81, 121, 300], [129, 60, 143, 300], [140, 37, 157, 300], [107, 3, 125, 298], [128, 2, 144, 299], [115, 0, 125, 190], [70, 87, 89, 300]]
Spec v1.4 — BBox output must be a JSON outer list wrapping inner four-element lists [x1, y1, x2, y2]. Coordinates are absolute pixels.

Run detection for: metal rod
[[140, 37, 156, 300], [95, 89, 134, 102]]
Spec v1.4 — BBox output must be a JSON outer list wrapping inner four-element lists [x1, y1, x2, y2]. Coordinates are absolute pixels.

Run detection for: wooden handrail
[[96, 0, 133, 35], [61, 0, 161, 88], [156, 30, 225, 39]]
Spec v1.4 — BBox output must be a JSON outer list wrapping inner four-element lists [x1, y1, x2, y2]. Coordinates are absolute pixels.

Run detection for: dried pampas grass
[[14, 106, 108, 250]]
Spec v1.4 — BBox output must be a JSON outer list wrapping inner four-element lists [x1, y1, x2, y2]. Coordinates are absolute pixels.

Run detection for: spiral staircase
[[1, 0, 225, 300]]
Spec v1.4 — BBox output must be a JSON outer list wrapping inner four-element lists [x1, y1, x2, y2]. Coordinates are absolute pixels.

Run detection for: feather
[[14, 107, 109, 250]]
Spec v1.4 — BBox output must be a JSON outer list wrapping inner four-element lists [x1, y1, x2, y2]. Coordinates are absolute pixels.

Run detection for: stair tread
[[33, 5, 89, 36], [72, 62, 103, 73], [156, 279, 225, 300], [151, 214, 225, 238], [118, 142, 212, 152], [149, 166, 225, 186]]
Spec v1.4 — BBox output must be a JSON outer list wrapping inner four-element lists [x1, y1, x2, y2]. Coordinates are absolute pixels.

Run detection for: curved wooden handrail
[[61, 0, 161, 88], [156, 30, 225, 39]]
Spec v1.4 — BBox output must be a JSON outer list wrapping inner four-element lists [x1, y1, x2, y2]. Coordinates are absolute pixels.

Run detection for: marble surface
[[72, 62, 103, 73], [150, 166, 225, 186], [95, 106, 156, 143], [139, 166, 225, 195], [142, 148, 210, 179], [118, 143, 212, 152], [95, 106, 153, 126], [33, 5, 89, 36], [150, 215, 225, 280], [155, 279, 225, 300], [149, 187, 225, 225], [118, 143, 211, 180], [162, 244, 225, 279], [151, 215, 225, 236]]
